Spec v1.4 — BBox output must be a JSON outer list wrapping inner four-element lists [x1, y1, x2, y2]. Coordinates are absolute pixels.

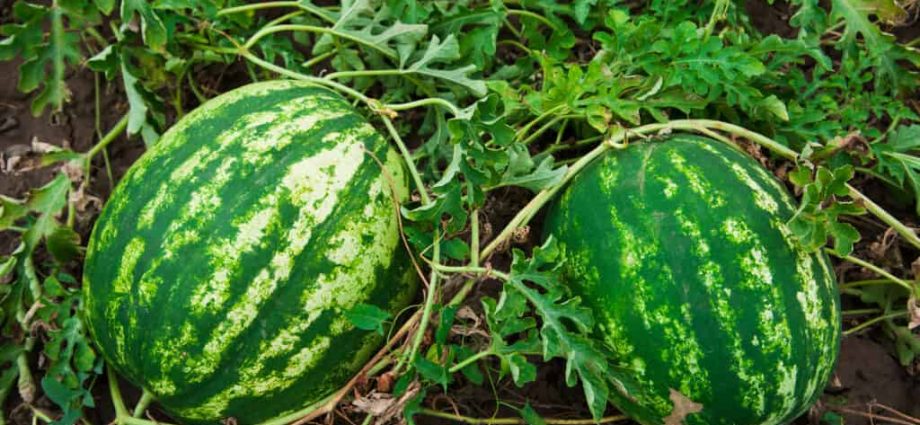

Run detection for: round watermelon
[[82, 81, 417, 424], [543, 135, 840, 425]]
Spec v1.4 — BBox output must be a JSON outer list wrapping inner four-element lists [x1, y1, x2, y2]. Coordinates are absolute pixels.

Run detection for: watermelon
[[543, 135, 840, 425], [82, 81, 417, 424]]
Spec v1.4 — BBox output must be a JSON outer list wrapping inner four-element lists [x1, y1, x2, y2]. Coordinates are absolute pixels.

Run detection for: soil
[[2, 1, 920, 424]]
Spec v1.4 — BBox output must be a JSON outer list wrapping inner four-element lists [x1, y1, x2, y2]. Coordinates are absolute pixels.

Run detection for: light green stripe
[[730, 163, 779, 214], [181, 150, 402, 417], [668, 150, 726, 208], [674, 209, 765, 411], [692, 139, 796, 213], [105, 237, 145, 365], [180, 138, 368, 383]]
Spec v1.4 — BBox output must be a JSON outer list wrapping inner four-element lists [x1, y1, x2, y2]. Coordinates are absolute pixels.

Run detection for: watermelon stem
[[839, 279, 897, 289], [384, 97, 462, 117], [83, 115, 129, 177], [244, 25, 397, 60], [506, 9, 559, 31], [108, 368, 176, 425], [448, 349, 493, 373], [843, 310, 908, 335], [519, 114, 582, 146], [378, 115, 443, 375], [827, 249, 917, 295], [131, 390, 154, 418], [471, 210, 481, 268], [516, 104, 568, 141], [216, 1, 335, 24]]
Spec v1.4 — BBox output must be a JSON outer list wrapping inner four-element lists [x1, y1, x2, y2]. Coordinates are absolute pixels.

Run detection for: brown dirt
[[0, 58, 144, 257]]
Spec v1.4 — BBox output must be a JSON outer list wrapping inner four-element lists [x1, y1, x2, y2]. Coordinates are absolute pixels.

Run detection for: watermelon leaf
[[120, 0, 168, 50], [827, 0, 918, 93], [872, 125, 920, 214], [498, 238, 615, 420], [404, 35, 487, 97], [520, 402, 547, 425], [413, 357, 451, 390], [788, 165, 865, 255], [345, 303, 392, 335]]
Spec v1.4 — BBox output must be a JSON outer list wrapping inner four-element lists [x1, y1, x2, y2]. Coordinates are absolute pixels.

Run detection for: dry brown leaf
[[352, 392, 396, 417], [369, 381, 420, 425], [30, 137, 61, 153], [70, 182, 102, 215], [512, 225, 530, 244], [907, 296, 920, 330], [662, 389, 703, 425]]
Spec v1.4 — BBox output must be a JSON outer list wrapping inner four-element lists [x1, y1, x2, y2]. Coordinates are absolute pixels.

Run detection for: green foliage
[[788, 165, 864, 255], [2, 0, 919, 422], [872, 125, 920, 213], [0, 1, 103, 115], [0, 175, 98, 425], [473, 239, 633, 420], [345, 303, 392, 335]]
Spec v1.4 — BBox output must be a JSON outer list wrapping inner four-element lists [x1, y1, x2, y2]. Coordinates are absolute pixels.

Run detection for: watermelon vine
[[1, 1, 919, 425]]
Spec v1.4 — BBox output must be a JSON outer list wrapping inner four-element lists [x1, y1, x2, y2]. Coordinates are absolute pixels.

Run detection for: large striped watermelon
[[82, 81, 417, 424], [543, 135, 840, 424]]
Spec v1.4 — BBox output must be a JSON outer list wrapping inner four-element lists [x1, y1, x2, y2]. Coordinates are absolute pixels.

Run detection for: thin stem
[[244, 25, 395, 60], [364, 354, 394, 377], [240, 51, 373, 105], [848, 184, 920, 250], [429, 263, 499, 278], [380, 118, 429, 204], [418, 409, 627, 425], [186, 73, 208, 103], [471, 210, 480, 268], [121, 418, 173, 425], [497, 39, 532, 55], [842, 308, 882, 316], [449, 349, 493, 373], [828, 250, 915, 294], [506, 9, 557, 30], [839, 279, 895, 289], [385, 97, 462, 117], [544, 135, 604, 154], [132, 390, 154, 418], [325, 69, 403, 80], [218, 1, 298, 15], [515, 105, 567, 141], [666, 119, 798, 160], [93, 72, 115, 189], [554, 119, 568, 145], [843, 310, 908, 335], [401, 229, 440, 370], [302, 51, 335, 70], [84, 115, 129, 171], [29, 407, 53, 423], [502, 17, 524, 39], [703, 0, 730, 39], [380, 115, 438, 373], [217, 0, 333, 24], [519, 115, 579, 146], [265, 10, 305, 28], [108, 368, 130, 420]]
